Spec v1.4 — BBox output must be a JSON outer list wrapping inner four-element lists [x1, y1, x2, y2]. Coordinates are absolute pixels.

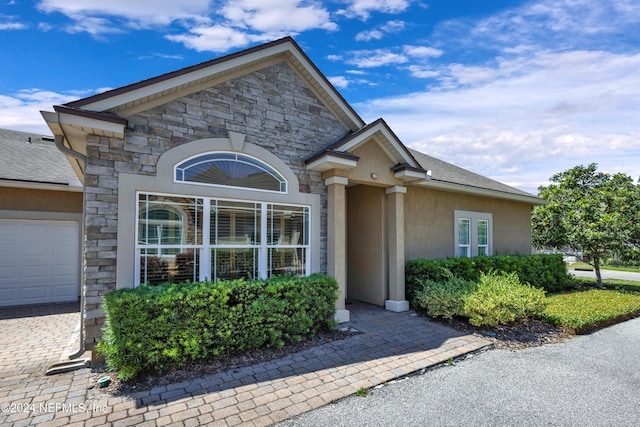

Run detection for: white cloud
[[0, 89, 83, 134], [328, 76, 349, 88], [166, 25, 267, 53], [403, 45, 443, 58], [37, 0, 210, 28], [0, 21, 26, 30], [220, 0, 336, 33], [338, 0, 411, 19], [407, 65, 439, 78], [355, 29, 383, 41], [355, 19, 404, 41], [347, 48, 408, 67], [356, 49, 640, 193]]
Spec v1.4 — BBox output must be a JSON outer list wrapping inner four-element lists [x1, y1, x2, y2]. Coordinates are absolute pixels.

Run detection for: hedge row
[[97, 274, 338, 379], [406, 254, 572, 301]]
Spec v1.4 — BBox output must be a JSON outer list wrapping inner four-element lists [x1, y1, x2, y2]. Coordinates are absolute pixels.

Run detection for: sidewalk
[[1, 302, 491, 426]]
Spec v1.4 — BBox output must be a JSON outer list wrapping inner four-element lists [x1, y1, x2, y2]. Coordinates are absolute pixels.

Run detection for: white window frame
[[454, 210, 493, 258], [135, 191, 311, 286], [174, 151, 288, 194]]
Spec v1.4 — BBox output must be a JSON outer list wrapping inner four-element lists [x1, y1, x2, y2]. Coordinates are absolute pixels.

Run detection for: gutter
[[54, 134, 87, 166], [53, 133, 87, 361]]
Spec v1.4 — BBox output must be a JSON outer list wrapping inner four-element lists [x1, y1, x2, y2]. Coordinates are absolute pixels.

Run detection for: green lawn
[[541, 277, 640, 333]]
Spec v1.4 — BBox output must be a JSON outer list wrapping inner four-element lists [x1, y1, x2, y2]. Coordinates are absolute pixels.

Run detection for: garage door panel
[[0, 219, 79, 307]]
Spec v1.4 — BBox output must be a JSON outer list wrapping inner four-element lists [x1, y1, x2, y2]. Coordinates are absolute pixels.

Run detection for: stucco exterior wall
[[81, 62, 350, 348], [0, 187, 82, 213], [404, 186, 533, 260], [347, 184, 387, 306]]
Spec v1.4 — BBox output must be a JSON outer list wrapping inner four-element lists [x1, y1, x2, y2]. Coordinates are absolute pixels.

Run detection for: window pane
[[211, 200, 260, 245], [457, 246, 469, 258], [268, 205, 309, 246], [139, 248, 199, 285], [138, 194, 202, 245], [478, 246, 487, 256], [213, 248, 258, 281], [176, 152, 286, 192], [268, 248, 306, 277], [478, 220, 488, 245], [458, 218, 470, 246]]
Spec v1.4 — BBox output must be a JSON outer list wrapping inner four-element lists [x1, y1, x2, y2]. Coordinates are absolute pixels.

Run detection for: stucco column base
[[334, 309, 350, 323], [385, 300, 409, 312]]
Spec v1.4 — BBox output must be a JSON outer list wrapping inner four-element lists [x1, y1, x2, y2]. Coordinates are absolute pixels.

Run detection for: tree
[[532, 163, 640, 288]]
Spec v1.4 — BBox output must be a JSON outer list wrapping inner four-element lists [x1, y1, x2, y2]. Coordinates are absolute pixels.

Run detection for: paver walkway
[[0, 302, 491, 426]]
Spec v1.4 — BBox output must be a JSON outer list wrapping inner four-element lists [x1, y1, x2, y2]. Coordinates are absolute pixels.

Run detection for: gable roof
[[55, 37, 364, 132], [409, 148, 542, 204], [0, 128, 81, 191]]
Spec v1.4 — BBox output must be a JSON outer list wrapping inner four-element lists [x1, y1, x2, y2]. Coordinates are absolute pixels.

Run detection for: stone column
[[385, 186, 409, 312], [326, 176, 349, 323]]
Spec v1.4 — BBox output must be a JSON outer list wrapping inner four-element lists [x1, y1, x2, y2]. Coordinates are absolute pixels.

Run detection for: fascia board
[[306, 154, 358, 172], [417, 179, 546, 205]]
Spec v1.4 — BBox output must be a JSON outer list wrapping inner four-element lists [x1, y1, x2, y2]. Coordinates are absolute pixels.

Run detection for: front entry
[[346, 185, 387, 306]]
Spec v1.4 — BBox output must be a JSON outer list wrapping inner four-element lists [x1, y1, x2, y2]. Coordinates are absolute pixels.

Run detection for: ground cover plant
[[98, 274, 338, 380], [541, 276, 640, 333]]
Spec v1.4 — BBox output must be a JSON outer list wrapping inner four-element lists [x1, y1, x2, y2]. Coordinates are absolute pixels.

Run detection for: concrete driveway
[[278, 316, 640, 426]]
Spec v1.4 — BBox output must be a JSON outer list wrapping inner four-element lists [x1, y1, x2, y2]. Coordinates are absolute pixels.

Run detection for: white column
[[326, 176, 349, 323]]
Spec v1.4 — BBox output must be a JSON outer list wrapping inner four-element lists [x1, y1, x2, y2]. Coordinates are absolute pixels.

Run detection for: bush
[[413, 273, 475, 319], [97, 274, 338, 380], [406, 254, 572, 299], [412, 270, 547, 327], [463, 271, 547, 327]]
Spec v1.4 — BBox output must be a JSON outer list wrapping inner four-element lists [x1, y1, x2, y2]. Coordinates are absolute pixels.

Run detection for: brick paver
[[0, 302, 491, 426]]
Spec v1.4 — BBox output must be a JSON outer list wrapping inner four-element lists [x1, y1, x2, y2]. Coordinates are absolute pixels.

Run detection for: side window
[[454, 211, 492, 257], [457, 218, 471, 257]]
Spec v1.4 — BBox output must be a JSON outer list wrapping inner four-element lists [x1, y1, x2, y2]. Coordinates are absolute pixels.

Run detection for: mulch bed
[[431, 315, 574, 350]]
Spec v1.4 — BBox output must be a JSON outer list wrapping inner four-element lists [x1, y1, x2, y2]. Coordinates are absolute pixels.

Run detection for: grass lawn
[[541, 277, 640, 333]]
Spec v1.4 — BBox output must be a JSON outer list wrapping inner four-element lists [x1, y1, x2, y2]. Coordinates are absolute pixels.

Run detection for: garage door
[[0, 220, 79, 307]]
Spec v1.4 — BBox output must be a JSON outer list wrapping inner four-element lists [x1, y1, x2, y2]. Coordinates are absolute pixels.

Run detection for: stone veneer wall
[[81, 62, 349, 348]]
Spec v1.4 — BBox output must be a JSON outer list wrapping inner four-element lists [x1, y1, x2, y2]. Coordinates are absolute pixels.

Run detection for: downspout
[[55, 134, 88, 361]]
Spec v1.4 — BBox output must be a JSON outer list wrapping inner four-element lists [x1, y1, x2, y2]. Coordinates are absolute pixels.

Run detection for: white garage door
[[0, 220, 79, 307]]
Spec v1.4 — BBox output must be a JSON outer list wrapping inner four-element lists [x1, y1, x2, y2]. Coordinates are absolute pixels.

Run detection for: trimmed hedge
[[406, 254, 572, 301], [97, 274, 338, 379]]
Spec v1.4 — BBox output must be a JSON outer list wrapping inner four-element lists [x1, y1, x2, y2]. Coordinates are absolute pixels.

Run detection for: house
[[41, 37, 543, 354], [0, 128, 83, 307]]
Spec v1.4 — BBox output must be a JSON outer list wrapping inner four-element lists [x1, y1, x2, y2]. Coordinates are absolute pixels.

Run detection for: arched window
[[175, 152, 287, 193]]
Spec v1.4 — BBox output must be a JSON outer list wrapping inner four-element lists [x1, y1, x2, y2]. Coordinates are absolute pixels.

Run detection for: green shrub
[[413, 273, 476, 319], [97, 274, 338, 380], [463, 271, 547, 327], [406, 254, 572, 298]]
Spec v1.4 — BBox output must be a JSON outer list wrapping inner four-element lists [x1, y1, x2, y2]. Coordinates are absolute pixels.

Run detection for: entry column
[[385, 186, 409, 312], [326, 176, 349, 323]]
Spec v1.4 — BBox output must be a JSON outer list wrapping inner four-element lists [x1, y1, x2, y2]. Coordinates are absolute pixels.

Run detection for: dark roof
[[409, 148, 538, 199], [0, 128, 78, 186]]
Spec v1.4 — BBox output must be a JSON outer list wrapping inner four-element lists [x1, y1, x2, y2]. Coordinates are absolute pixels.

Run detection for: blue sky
[[1, 0, 639, 194]]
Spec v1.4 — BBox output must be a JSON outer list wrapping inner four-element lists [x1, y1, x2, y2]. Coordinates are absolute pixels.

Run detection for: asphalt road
[[278, 316, 640, 427], [569, 268, 640, 282]]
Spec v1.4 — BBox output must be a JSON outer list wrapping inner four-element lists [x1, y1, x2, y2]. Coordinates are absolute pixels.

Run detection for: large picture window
[[454, 210, 493, 258], [136, 193, 309, 285]]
